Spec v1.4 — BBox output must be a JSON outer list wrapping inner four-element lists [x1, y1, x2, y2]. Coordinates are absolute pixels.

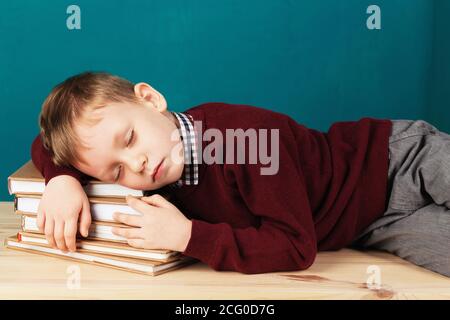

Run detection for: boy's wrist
[[178, 219, 192, 252]]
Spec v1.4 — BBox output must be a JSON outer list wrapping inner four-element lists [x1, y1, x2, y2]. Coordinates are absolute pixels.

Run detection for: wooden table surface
[[1, 201, 449, 299]]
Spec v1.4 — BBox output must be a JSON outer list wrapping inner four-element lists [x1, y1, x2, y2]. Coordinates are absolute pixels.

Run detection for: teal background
[[0, 0, 448, 200]]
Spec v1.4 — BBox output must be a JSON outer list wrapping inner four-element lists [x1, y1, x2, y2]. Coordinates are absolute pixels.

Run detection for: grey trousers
[[351, 119, 450, 277]]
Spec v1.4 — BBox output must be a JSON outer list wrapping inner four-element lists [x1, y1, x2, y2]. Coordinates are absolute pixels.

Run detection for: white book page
[[17, 197, 142, 222], [9, 180, 144, 197]]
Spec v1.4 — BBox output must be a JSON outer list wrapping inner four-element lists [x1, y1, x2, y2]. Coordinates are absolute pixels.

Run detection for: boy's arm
[[31, 134, 92, 186], [182, 132, 317, 274]]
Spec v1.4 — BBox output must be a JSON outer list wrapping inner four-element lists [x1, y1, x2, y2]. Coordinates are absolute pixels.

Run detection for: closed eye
[[114, 165, 122, 183], [127, 129, 134, 147], [114, 129, 135, 182]]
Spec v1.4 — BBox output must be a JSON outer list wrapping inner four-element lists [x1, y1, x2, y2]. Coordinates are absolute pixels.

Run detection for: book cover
[[5, 235, 197, 276], [8, 160, 146, 198], [21, 214, 133, 244], [18, 231, 182, 262]]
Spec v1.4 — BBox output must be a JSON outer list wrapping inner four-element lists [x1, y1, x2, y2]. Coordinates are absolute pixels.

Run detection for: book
[[7, 160, 195, 276], [5, 235, 197, 276], [16, 231, 180, 261], [22, 214, 133, 244], [8, 160, 146, 198], [14, 193, 141, 223]]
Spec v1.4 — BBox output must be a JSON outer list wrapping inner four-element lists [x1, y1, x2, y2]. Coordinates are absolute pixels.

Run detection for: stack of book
[[6, 160, 197, 276]]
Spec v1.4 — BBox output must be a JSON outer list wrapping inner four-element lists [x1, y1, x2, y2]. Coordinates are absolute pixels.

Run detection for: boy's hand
[[111, 195, 192, 252], [37, 175, 92, 253]]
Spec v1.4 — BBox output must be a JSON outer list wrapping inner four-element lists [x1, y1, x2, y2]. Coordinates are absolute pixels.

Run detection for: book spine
[[14, 196, 18, 212], [7, 177, 12, 195], [21, 215, 25, 231]]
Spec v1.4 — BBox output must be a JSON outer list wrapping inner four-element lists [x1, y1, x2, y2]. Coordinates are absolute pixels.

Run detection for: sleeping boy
[[31, 71, 450, 276]]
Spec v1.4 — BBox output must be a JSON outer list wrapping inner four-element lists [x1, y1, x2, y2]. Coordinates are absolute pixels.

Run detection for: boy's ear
[[134, 82, 167, 112]]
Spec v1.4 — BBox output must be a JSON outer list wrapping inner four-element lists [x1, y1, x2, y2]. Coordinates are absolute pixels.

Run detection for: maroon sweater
[[31, 103, 392, 274]]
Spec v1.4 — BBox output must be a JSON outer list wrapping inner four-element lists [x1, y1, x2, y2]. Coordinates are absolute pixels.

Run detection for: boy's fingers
[[126, 195, 154, 214], [141, 194, 172, 208], [44, 218, 56, 248], [127, 239, 145, 248], [64, 219, 78, 252], [111, 227, 143, 239], [37, 210, 45, 233], [54, 220, 68, 252], [113, 212, 142, 227], [79, 202, 92, 237]]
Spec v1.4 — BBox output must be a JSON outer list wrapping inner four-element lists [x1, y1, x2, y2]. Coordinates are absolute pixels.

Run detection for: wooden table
[[1, 201, 449, 299]]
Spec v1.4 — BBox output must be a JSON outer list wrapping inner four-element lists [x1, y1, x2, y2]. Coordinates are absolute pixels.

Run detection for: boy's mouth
[[151, 159, 164, 182]]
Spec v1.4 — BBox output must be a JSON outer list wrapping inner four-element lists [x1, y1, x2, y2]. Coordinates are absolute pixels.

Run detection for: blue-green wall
[[428, 0, 450, 131], [1, 0, 448, 200]]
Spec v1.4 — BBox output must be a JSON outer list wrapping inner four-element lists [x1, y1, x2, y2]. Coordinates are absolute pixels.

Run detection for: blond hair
[[39, 71, 140, 167]]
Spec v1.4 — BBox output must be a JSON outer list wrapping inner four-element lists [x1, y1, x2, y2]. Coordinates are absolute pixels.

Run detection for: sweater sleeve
[[182, 125, 317, 274], [31, 134, 92, 186]]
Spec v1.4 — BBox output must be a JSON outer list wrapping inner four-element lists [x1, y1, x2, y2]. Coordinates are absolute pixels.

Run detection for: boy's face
[[72, 83, 185, 191]]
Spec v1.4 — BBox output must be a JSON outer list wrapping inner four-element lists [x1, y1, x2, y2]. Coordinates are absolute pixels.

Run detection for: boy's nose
[[130, 154, 147, 173]]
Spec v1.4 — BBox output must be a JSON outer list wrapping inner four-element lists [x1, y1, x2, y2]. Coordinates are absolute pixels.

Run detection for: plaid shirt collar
[[166, 111, 199, 189]]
